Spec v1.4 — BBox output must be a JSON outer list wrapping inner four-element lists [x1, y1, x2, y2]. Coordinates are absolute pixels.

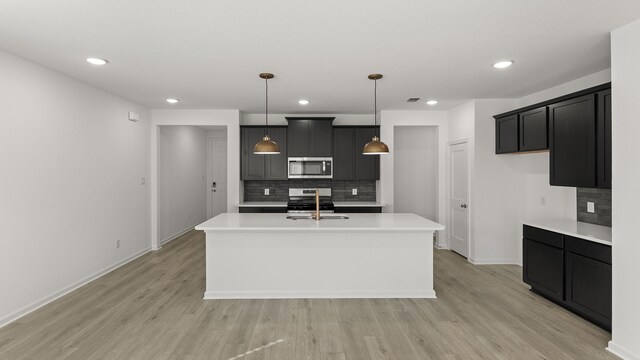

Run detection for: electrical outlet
[[352, 189, 358, 196], [115, 239, 121, 249], [140, 177, 146, 185], [264, 188, 270, 196], [587, 202, 595, 213]]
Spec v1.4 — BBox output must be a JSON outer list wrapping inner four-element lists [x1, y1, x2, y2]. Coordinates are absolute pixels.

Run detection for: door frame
[[207, 135, 227, 219], [447, 138, 472, 258]]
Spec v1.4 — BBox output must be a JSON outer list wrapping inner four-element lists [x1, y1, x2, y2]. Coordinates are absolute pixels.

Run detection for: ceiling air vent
[[406, 97, 421, 103]]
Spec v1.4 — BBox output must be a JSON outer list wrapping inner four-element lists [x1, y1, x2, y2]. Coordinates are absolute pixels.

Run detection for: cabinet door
[[265, 127, 288, 180], [495, 115, 519, 153], [597, 89, 612, 189], [241, 127, 266, 180], [549, 94, 596, 187], [262, 207, 287, 213], [519, 107, 548, 151], [523, 238, 564, 302], [333, 128, 356, 180], [309, 120, 333, 156], [287, 120, 309, 157], [355, 127, 380, 180], [566, 252, 612, 330], [239, 207, 262, 213]]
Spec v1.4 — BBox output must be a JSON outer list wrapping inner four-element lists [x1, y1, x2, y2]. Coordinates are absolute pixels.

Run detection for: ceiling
[[1, 1, 639, 113]]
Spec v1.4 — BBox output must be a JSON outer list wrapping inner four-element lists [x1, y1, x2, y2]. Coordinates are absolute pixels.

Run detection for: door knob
[[461, 204, 467, 208]]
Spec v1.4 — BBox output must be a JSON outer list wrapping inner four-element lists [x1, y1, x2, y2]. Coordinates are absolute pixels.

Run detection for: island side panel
[[203, 229, 435, 299]]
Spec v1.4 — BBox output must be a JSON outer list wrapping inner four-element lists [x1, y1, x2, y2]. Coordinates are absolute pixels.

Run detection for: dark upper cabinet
[[597, 89, 612, 189], [549, 94, 596, 187], [309, 120, 333, 156], [333, 127, 380, 181], [286, 117, 334, 157], [241, 127, 266, 180], [519, 107, 548, 151], [240, 126, 287, 180], [333, 127, 356, 180], [265, 127, 287, 180], [355, 128, 380, 180], [495, 115, 519, 153], [287, 119, 310, 157]]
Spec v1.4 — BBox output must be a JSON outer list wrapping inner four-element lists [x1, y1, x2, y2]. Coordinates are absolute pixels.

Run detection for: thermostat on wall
[[128, 112, 140, 122]]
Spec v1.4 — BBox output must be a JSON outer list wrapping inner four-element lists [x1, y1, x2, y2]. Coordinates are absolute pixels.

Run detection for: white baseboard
[[0, 246, 151, 329], [468, 258, 521, 265], [204, 289, 437, 300], [608, 341, 640, 360], [159, 224, 197, 246]]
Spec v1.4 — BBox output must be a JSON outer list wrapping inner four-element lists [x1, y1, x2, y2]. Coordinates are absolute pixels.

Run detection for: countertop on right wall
[[522, 219, 611, 246]]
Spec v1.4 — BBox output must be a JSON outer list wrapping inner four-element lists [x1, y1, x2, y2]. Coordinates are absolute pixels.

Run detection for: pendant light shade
[[254, 73, 280, 155], [363, 74, 390, 155]]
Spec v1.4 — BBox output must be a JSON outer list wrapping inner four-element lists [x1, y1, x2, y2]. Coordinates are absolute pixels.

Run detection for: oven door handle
[[322, 161, 326, 173]]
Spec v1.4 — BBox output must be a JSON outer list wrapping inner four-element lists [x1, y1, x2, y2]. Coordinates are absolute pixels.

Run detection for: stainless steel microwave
[[288, 157, 333, 179]]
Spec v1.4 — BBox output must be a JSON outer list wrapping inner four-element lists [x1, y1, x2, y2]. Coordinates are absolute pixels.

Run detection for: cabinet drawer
[[523, 225, 564, 249], [566, 236, 611, 264]]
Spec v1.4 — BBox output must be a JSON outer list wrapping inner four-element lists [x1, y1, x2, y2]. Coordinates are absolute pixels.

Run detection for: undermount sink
[[287, 214, 350, 220]]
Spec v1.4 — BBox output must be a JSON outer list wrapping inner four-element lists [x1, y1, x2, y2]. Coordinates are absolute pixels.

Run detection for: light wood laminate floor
[[0, 230, 615, 360]]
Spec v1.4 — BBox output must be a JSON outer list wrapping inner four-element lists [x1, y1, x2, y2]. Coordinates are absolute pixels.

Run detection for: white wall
[[393, 126, 438, 221], [380, 111, 448, 246], [0, 50, 150, 326], [609, 18, 640, 360], [158, 126, 207, 244], [150, 110, 240, 249]]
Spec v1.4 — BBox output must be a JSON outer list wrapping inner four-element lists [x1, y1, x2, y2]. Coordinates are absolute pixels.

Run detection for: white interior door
[[207, 138, 227, 218], [449, 141, 469, 257]]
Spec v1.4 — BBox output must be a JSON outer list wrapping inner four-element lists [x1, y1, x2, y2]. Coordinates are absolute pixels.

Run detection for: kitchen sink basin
[[286, 214, 350, 220]]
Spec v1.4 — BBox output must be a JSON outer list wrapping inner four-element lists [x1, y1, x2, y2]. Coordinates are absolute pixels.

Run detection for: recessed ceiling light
[[493, 60, 514, 69], [426, 100, 438, 106], [298, 99, 310, 105], [166, 98, 179, 104], [86, 58, 108, 65]]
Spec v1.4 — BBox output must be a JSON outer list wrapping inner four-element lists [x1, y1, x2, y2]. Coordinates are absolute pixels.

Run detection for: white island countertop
[[523, 219, 611, 246], [196, 213, 444, 232]]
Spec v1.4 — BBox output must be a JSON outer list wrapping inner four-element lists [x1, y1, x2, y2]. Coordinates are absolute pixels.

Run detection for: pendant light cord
[[265, 78, 269, 137], [374, 78, 378, 136]]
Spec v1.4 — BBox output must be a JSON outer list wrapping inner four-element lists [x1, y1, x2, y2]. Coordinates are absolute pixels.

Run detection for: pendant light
[[254, 73, 280, 154], [363, 74, 390, 155]]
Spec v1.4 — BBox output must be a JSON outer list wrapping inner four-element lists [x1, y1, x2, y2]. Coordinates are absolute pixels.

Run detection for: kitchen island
[[195, 213, 445, 299]]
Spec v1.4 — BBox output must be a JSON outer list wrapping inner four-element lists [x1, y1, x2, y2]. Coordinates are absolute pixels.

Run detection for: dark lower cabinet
[[335, 207, 382, 213], [523, 225, 611, 331], [549, 94, 596, 187], [523, 226, 564, 302], [495, 114, 519, 153], [239, 207, 287, 213]]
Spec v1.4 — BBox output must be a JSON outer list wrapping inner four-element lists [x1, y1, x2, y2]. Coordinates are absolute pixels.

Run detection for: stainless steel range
[[286, 188, 335, 214]]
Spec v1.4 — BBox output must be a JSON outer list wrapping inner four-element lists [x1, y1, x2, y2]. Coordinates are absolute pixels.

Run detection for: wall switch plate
[[115, 239, 121, 249], [264, 189, 270, 196], [587, 202, 595, 213], [352, 189, 358, 196], [128, 112, 139, 122], [140, 177, 146, 185]]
